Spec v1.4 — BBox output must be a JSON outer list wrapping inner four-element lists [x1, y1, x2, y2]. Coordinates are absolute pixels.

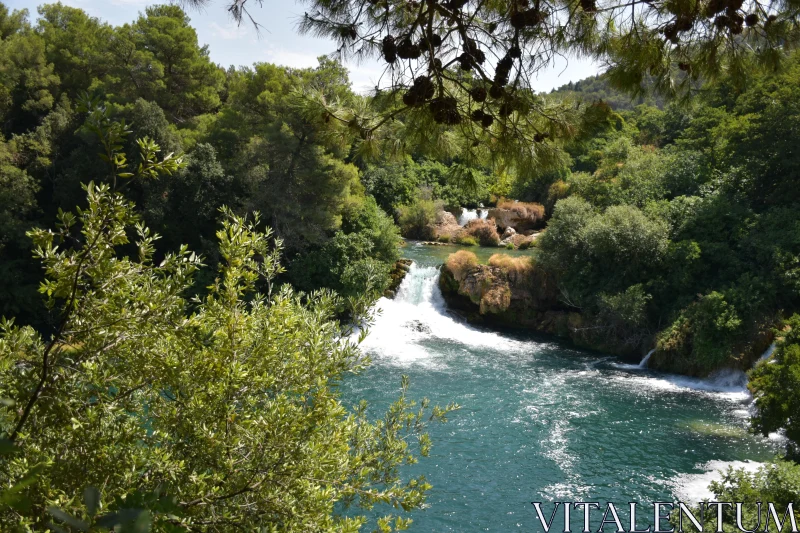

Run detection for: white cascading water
[[457, 208, 489, 226], [358, 262, 520, 364], [638, 348, 655, 368]]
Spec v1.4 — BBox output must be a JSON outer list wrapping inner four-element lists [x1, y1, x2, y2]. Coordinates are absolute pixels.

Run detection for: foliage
[[462, 219, 501, 247], [749, 315, 800, 459], [0, 125, 456, 531], [453, 235, 478, 246], [672, 461, 800, 533], [361, 157, 491, 215], [539, 198, 669, 305], [446, 251, 479, 282], [396, 190, 443, 241]]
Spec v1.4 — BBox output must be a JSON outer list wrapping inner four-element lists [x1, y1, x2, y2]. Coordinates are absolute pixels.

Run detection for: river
[[340, 243, 781, 532]]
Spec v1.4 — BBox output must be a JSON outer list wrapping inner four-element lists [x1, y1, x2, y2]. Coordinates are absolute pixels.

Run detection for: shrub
[[488, 254, 534, 277], [396, 188, 443, 240], [454, 235, 478, 246], [506, 242, 515, 250], [446, 250, 479, 281], [438, 234, 451, 243], [341, 196, 401, 264], [749, 314, 800, 460], [463, 218, 501, 246], [546, 180, 570, 212]]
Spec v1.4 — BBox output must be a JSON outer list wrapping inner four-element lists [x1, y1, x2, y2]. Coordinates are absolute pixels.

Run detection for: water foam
[[671, 460, 764, 502], [609, 368, 751, 401], [358, 263, 523, 365]]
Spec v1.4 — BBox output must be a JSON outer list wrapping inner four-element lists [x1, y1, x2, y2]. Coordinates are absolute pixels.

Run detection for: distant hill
[[548, 74, 665, 110]]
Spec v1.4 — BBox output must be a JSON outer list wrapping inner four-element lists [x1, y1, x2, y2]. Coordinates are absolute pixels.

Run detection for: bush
[[488, 254, 534, 277], [539, 197, 669, 302], [680, 460, 800, 533], [463, 218, 501, 246], [454, 235, 478, 246], [749, 314, 800, 460], [397, 188, 443, 240], [341, 195, 401, 264], [446, 250, 479, 281]]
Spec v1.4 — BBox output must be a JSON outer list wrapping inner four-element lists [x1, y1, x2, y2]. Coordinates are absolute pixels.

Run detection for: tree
[[35, 3, 112, 97], [214, 60, 363, 252], [0, 3, 27, 42], [104, 5, 224, 119], [179, 0, 800, 174], [0, 30, 60, 134], [749, 314, 800, 460], [0, 114, 456, 531]]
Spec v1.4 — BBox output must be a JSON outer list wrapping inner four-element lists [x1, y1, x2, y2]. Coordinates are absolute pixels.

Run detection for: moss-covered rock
[[384, 259, 413, 298]]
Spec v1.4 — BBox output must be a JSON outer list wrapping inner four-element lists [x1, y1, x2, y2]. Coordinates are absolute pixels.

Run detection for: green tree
[[749, 315, 800, 460], [0, 118, 455, 531], [104, 5, 224, 118], [0, 29, 60, 134], [35, 3, 112, 97]]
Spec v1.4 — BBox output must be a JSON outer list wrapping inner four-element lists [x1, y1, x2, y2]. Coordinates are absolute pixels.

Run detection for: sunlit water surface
[[339, 243, 780, 532]]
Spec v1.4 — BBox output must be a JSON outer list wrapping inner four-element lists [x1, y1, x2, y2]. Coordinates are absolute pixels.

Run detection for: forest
[[1, 0, 799, 531]]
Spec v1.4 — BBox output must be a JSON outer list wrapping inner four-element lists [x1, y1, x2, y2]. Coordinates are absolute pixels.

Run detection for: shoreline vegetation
[[1, 0, 799, 529]]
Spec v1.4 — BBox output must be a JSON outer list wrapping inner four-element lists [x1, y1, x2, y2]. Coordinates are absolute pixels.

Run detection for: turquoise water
[[341, 244, 780, 532]]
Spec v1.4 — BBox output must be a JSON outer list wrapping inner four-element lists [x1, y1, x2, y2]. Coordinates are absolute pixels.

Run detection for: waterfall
[[758, 342, 776, 363], [358, 262, 521, 363], [638, 349, 655, 369], [457, 208, 489, 226]]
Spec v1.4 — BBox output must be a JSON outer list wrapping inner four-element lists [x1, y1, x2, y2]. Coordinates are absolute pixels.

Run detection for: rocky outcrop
[[488, 201, 546, 233], [432, 210, 462, 241], [439, 255, 649, 358], [439, 258, 578, 336], [384, 259, 413, 299], [440, 250, 777, 375]]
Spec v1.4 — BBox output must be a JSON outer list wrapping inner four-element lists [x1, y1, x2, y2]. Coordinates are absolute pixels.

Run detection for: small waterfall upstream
[[638, 349, 655, 369], [457, 207, 489, 226]]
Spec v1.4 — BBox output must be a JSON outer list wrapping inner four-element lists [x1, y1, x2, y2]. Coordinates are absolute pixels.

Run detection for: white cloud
[[263, 48, 321, 68], [210, 21, 249, 40]]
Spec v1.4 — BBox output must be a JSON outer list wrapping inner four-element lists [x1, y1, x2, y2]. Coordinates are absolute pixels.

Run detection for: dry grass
[[463, 218, 501, 246], [488, 254, 535, 277], [496, 199, 546, 222], [446, 250, 479, 281]]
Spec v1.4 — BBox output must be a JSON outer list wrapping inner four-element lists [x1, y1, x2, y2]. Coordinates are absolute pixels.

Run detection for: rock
[[384, 259, 413, 298], [501, 227, 516, 240], [436, 210, 458, 226], [431, 210, 462, 242], [406, 320, 431, 334], [488, 202, 546, 233]]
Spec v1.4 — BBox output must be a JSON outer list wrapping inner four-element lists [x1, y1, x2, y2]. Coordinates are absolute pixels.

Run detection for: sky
[[6, 0, 601, 93]]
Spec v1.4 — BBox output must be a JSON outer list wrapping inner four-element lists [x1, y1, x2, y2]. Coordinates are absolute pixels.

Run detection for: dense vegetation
[[549, 75, 666, 111], [532, 60, 800, 379], [0, 3, 464, 530], [1, 0, 800, 529]]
